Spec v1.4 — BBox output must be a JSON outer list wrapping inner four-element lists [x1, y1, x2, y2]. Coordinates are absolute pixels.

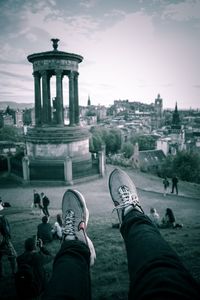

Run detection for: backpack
[[0, 215, 11, 238], [15, 263, 40, 299]]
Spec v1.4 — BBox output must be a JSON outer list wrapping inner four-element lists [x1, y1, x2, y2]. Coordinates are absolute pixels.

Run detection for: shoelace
[[62, 210, 75, 237], [114, 185, 143, 212]]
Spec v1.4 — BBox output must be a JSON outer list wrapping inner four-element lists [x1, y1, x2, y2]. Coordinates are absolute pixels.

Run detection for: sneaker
[[109, 168, 144, 225], [62, 189, 96, 266]]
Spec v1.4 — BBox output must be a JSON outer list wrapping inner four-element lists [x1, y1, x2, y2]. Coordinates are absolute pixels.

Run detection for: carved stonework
[[51, 38, 60, 51], [33, 59, 78, 72]]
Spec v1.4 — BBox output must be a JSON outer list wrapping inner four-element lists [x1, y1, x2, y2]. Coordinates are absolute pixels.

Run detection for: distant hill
[[0, 101, 34, 110]]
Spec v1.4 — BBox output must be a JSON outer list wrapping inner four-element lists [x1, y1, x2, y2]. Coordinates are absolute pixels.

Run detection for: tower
[[154, 94, 163, 128], [24, 39, 99, 183], [87, 95, 91, 106], [172, 102, 180, 126]]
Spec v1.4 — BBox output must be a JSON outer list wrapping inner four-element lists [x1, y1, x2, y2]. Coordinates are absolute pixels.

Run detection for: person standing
[[163, 176, 169, 196], [171, 175, 179, 195], [32, 189, 42, 215], [41, 193, 50, 217]]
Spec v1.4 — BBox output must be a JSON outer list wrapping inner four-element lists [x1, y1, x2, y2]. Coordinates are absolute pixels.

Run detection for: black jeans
[[43, 210, 199, 300], [121, 209, 199, 299], [42, 240, 91, 300], [42, 205, 49, 217], [171, 183, 178, 194]]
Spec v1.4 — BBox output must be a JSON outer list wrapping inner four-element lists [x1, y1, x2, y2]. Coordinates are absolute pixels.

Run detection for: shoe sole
[[109, 168, 138, 205], [109, 168, 140, 223], [62, 189, 89, 230]]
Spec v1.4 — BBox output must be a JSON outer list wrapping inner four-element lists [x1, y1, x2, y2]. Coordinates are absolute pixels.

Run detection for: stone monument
[[24, 39, 101, 183]]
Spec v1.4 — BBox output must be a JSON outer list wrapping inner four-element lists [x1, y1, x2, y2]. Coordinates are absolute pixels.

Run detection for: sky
[[0, 0, 200, 109]]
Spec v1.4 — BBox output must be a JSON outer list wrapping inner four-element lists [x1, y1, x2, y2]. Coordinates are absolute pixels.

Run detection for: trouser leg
[[42, 206, 49, 217], [0, 253, 3, 277], [121, 209, 200, 300], [176, 185, 178, 195], [8, 256, 17, 274], [42, 240, 91, 300]]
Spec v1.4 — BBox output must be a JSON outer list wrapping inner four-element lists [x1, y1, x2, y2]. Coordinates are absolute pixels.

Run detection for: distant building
[[131, 143, 166, 173], [156, 103, 186, 155], [15, 110, 23, 127], [96, 105, 107, 121], [3, 114, 14, 126]]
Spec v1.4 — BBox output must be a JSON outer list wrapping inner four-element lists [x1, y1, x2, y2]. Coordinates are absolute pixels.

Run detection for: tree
[[89, 127, 106, 153], [173, 151, 200, 183], [89, 127, 121, 155], [105, 129, 121, 155], [131, 134, 157, 151], [0, 126, 24, 142], [121, 142, 134, 158], [160, 151, 200, 184]]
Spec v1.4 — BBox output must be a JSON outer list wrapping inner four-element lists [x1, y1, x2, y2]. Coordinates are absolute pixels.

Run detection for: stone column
[[64, 156, 73, 185], [56, 70, 64, 125], [33, 72, 42, 126], [74, 72, 79, 125], [7, 155, 11, 174], [41, 70, 49, 124], [22, 156, 30, 181], [98, 149, 105, 177], [69, 71, 75, 126], [47, 74, 52, 124]]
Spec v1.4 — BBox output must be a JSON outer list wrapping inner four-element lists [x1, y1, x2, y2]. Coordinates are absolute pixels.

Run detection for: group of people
[[162, 175, 179, 196], [148, 207, 183, 229], [32, 190, 50, 217], [37, 214, 63, 243], [1, 168, 200, 300]]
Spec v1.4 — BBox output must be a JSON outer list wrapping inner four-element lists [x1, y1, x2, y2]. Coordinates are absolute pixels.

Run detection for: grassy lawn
[[0, 167, 200, 299], [1, 206, 200, 300]]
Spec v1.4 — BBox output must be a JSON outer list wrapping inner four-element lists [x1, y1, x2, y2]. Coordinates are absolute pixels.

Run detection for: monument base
[[25, 126, 99, 182]]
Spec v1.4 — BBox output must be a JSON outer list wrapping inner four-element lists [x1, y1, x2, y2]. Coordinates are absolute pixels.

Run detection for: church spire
[[87, 95, 91, 106], [172, 102, 180, 125]]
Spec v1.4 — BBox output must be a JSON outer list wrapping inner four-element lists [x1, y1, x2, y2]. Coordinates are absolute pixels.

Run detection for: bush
[[160, 151, 200, 184], [121, 142, 134, 158]]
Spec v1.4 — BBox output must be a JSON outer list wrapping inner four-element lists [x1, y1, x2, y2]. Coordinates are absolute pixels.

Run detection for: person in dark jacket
[[16, 237, 52, 298], [41, 193, 50, 217], [0, 215, 17, 277], [171, 175, 179, 195], [37, 216, 53, 244]]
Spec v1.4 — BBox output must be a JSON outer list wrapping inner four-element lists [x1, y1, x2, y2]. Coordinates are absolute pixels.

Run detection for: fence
[[29, 160, 65, 181]]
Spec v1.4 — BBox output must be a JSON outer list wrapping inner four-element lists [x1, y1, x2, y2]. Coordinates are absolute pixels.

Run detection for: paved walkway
[[0, 165, 199, 220]]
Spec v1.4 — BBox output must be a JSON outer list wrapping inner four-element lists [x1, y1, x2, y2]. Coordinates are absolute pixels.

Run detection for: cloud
[[0, 70, 32, 82], [162, 0, 200, 21], [80, 0, 99, 9], [0, 43, 27, 63]]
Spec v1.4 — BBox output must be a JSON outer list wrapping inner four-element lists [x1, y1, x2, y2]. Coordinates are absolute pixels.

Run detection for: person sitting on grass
[[148, 207, 160, 227], [161, 208, 183, 229], [37, 216, 53, 244], [15, 237, 52, 299], [51, 214, 63, 240]]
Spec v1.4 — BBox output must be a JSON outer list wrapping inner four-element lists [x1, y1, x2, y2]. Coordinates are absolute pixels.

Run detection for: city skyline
[[0, 0, 200, 109]]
